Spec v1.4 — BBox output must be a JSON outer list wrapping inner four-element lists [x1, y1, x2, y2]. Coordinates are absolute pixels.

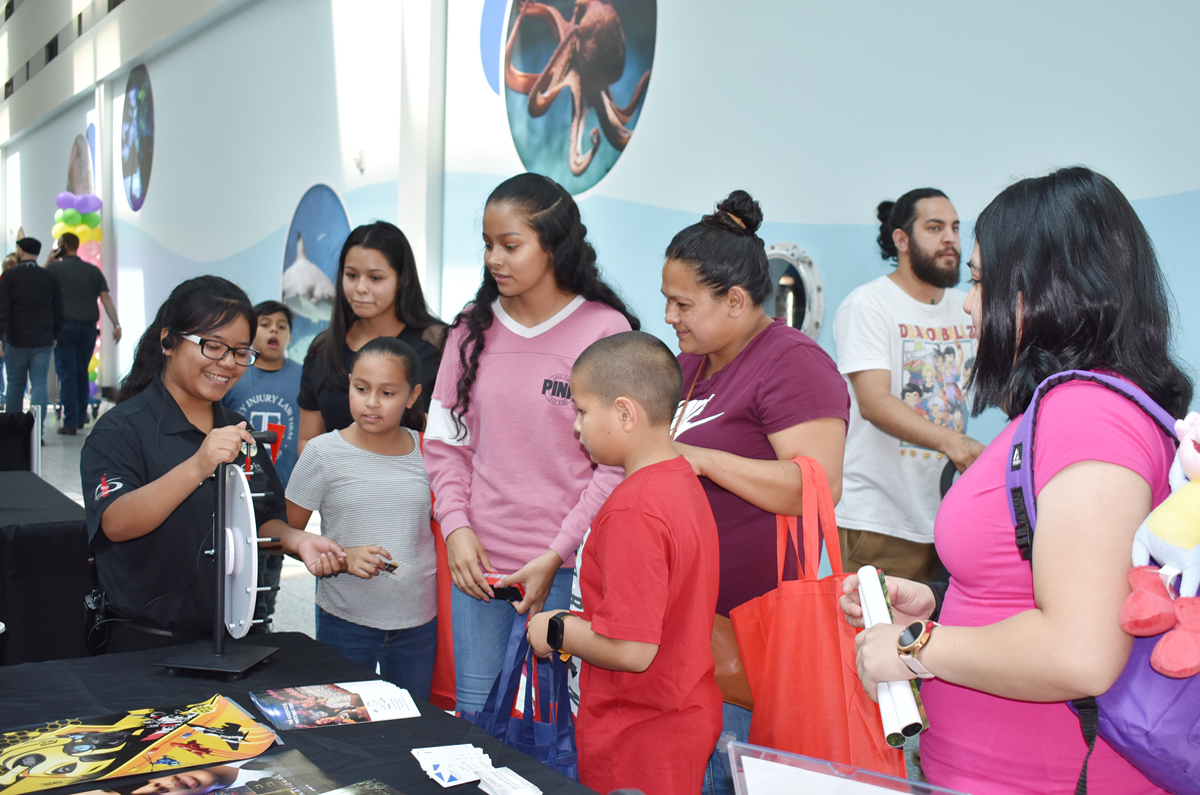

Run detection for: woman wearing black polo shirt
[[298, 222, 445, 452], [81, 276, 345, 653]]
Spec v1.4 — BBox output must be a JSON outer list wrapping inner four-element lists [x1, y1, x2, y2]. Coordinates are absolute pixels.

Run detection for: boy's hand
[[505, 549, 564, 615], [344, 545, 393, 579], [527, 610, 566, 659]]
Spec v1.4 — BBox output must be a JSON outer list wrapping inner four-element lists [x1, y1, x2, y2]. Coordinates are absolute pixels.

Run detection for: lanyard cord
[[670, 355, 708, 441]]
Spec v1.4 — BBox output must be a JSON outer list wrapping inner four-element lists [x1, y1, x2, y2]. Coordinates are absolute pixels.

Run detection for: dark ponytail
[[118, 276, 256, 403], [664, 189, 771, 304], [449, 173, 639, 438], [876, 188, 948, 260]]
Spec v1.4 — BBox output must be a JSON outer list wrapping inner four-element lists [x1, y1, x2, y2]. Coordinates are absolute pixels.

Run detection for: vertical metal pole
[[213, 463, 226, 656]]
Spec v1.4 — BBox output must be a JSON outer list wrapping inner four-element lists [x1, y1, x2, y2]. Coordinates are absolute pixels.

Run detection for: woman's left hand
[[855, 623, 917, 701], [674, 442, 707, 477], [504, 550, 565, 616]]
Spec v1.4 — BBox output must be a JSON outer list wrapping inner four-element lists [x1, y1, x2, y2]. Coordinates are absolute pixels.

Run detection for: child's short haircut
[[573, 331, 683, 426], [254, 299, 294, 330]]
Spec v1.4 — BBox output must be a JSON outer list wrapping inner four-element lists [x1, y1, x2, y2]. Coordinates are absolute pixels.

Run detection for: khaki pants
[[838, 527, 943, 582]]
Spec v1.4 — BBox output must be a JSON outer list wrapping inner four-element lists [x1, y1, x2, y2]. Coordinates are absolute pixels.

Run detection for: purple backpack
[[1007, 370, 1200, 795]]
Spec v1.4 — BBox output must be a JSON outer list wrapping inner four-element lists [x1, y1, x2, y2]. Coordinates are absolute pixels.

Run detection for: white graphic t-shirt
[[834, 275, 975, 543]]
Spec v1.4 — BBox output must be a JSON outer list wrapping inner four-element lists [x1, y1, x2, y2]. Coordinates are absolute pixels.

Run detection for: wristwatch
[[897, 620, 938, 679], [547, 612, 572, 651]]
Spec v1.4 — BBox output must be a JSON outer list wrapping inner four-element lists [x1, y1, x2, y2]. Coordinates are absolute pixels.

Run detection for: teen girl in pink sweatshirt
[[424, 173, 638, 715]]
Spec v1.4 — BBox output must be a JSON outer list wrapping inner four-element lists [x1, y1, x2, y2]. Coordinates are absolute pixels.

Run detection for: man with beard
[[833, 189, 983, 580]]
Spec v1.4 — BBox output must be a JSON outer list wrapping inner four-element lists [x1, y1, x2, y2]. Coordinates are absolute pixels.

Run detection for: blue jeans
[[54, 321, 98, 427], [452, 567, 573, 716], [703, 703, 753, 795], [316, 608, 437, 700], [4, 345, 52, 420]]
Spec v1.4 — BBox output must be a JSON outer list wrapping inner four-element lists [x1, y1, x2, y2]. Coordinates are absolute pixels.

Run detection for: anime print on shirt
[[897, 322, 976, 454]]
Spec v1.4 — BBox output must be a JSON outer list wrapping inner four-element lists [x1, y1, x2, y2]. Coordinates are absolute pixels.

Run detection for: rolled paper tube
[[858, 565, 925, 740]]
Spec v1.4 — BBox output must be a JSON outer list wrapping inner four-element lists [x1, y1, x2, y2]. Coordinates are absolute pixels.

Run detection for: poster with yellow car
[[0, 695, 276, 795]]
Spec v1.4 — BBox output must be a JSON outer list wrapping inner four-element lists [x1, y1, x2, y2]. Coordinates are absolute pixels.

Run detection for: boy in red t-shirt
[[528, 331, 722, 795]]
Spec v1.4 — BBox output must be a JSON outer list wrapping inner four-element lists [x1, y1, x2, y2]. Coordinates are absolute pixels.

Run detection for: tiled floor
[[38, 404, 317, 639]]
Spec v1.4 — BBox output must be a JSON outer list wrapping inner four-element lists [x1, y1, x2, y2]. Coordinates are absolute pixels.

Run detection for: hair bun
[[707, 190, 763, 235], [876, 200, 896, 226]]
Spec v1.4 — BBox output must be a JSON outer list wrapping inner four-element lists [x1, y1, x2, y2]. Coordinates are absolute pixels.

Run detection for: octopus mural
[[504, 0, 655, 191]]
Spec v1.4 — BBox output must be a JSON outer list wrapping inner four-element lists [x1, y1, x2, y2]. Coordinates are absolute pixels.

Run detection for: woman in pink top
[[840, 167, 1192, 794], [424, 173, 637, 715]]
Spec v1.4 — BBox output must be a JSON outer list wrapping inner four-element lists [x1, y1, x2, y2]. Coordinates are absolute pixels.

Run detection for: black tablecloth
[[0, 631, 595, 795], [0, 470, 91, 664]]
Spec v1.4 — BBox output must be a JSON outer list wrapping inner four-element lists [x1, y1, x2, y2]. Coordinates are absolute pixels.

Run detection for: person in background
[[833, 189, 984, 582], [299, 222, 445, 452], [660, 190, 849, 795], [0, 252, 16, 403], [222, 299, 302, 631], [47, 232, 122, 435], [0, 237, 63, 431], [842, 166, 1190, 795]]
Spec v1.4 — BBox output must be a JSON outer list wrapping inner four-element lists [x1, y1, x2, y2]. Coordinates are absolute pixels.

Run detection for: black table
[[0, 470, 92, 664], [0, 632, 595, 795]]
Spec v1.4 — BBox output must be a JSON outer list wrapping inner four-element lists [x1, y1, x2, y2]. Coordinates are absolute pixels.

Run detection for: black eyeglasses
[[178, 332, 259, 366]]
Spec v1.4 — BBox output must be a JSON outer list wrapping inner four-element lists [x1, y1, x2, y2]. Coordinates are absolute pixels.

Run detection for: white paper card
[[743, 757, 901, 795]]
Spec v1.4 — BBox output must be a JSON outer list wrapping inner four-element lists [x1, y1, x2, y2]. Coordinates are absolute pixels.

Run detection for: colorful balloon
[[93, 227, 103, 241], [74, 194, 102, 214], [61, 208, 82, 226], [54, 209, 64, 223], [55, 191, 76, 210], [72, 223, 90, 239], [89, 381, 99, 398], [51, 222, 69, 239], [83, 212, 101, 228]]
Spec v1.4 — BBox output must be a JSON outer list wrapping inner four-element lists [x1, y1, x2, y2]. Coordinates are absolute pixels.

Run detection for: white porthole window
[[765, 242, 824, 340]]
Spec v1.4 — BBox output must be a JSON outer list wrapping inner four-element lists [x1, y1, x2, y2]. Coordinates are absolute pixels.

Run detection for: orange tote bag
[[730, 457, 905, 777]]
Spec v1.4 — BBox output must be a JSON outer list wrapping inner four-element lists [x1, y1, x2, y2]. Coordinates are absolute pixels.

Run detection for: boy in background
[[528, 331, 721, 795], [222, 300, 303, 629]]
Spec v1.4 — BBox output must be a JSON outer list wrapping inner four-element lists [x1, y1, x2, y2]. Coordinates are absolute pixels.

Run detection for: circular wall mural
[[280, 185, 351, 362], [504, 0, 656, 194], [67, 133, 94, 196], [121, 64, 155, 211]]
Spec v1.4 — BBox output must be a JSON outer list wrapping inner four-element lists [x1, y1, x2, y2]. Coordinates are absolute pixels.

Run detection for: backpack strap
[[1072, 697, 1099, 795], [1006, 370, 1178, 563]]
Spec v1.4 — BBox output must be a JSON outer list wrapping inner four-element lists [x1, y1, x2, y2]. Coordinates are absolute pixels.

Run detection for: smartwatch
[[897, 620, 938, 679], [547, 612, 571, 651]]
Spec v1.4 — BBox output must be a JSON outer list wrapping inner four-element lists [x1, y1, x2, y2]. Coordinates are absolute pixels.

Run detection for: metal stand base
[[156, 640, 277, 681]]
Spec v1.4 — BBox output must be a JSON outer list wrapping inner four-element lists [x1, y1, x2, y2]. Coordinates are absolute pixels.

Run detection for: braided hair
[[448, 173, 639, 438]]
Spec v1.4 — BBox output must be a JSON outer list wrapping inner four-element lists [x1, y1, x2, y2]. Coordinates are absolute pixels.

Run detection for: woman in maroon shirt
[[661, 190, 849, 795]]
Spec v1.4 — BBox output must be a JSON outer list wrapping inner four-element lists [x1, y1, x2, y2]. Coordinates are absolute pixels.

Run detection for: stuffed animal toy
[[1120, 412, 1200, 678]]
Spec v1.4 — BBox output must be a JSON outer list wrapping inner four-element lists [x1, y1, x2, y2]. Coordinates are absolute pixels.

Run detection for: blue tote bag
[[462, 613, 578, 780]]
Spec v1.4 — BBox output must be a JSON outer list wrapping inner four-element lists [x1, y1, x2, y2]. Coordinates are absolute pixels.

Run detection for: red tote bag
[[730, 457, 905, 777]]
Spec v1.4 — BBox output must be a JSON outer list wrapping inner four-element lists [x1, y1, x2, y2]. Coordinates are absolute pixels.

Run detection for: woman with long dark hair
[[423, 172, 638, 715], [843, 167, 1191, 794], [299, 222, 446, 452], [82, 276, 344, 653]]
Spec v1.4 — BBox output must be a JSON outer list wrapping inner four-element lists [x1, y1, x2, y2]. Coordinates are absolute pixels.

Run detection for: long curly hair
[[449, 173, 639, 438]]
